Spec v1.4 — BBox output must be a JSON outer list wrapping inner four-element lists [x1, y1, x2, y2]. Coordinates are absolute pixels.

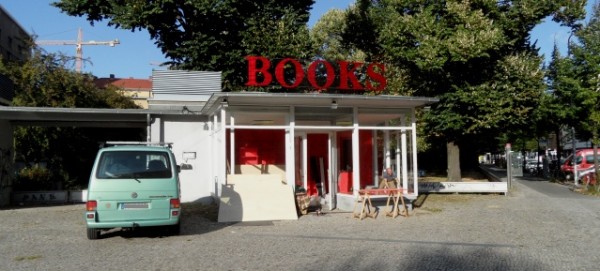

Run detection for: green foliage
[[0, 148, 14, 191], [53, 0, 314, 91], [540, 47, 578, 126], [545, 2, 600, 153], [343, 0, 585, 173], [0, 51, 139, 109], [569, 2, 600, 141], [16, 164, 52, 191], [310, 8, 366, 61], [1, 50, 142, 190]]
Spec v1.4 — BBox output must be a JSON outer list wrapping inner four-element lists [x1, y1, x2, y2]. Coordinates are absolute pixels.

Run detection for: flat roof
[[0, 93, 438, 126], [201, 93, 439, 115], [0, 106, 183, 127]]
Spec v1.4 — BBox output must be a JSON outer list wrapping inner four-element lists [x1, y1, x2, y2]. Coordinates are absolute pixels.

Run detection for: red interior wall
[[359, 130, 374, 189], [234, 129, 285, 165], [337, 131, 352, 193], [307, 134, 329, 195], [229, 129, 373, 195], [337, 131, 374, 192]]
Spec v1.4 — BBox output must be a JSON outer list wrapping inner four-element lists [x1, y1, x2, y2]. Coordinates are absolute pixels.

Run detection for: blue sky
[[0, 0, 594, 78]]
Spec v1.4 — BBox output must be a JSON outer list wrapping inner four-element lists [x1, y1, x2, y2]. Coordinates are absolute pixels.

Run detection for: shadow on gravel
[[92, 202, 232, 239], [302, 243, 544, 271], [99, 227, 177, 239], [412, 194, 429, 208]]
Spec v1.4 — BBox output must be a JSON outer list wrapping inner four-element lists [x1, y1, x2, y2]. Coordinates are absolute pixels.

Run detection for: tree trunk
[[447, 141, 462, 181]]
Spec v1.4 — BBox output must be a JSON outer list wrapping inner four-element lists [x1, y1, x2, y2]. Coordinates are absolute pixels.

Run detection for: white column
[[411, 109, 419, 196], [229, 114, 235, 175], [150, 116, 162, 142], [401, 116, 409, 192], [302, 133, 308, 189], [219, 105, 227, 191], [352, 107, 361, 195], [329, 131, 337, 210], [285, 106, 295, 187], [146, 114, 151, 142], [396, 130, 401, 184], [384, 122, 391, 168], [372, 130, 379, 186], [212, 114, 218, 196]]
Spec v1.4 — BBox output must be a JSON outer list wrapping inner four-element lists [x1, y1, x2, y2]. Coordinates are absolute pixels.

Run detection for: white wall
[[152, 116, 214, 203]]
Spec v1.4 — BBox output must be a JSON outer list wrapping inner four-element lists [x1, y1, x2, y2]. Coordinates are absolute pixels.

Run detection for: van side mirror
[[176, 165, 181, 173]]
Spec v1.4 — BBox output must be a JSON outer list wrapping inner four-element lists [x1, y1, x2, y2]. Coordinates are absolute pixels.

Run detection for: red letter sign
[[338, 61, 363, 90], [275, 58, 304, 88], [307, 60, 335, 89], [366, 63, 386, 92], [246, 56, 272, 87], [246, 56, 387, 92]]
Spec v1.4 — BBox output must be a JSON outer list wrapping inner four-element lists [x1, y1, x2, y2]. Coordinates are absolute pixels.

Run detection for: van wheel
[[87, 228, 101, 240]]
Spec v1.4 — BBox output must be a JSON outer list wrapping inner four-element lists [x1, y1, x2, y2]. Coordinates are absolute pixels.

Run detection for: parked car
[[560, 149, 600, 181], [85, 143, 181, 239], [525, 159, 542, 175]]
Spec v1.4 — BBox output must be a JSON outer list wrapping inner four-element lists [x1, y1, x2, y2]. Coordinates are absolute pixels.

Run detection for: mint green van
[[85, 144, 181, 239]]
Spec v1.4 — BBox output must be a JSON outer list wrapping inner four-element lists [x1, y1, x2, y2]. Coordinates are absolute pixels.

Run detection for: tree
[[0, 50, 141, 189], [344, 0, 585, 181], [568, 2, 600, 187], [53, 0, 314, 91], [310, 9, 365, 61], [540, 44, 581, 169]]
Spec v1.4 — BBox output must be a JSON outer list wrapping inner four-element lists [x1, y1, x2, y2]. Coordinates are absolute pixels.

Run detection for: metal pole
[[506, 143, 512, 190], [146, 113, 151, 142], [572, 127, 578, 185]]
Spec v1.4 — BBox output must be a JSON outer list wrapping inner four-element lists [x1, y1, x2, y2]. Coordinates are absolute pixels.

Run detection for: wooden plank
[[218, 175, 298, 222]]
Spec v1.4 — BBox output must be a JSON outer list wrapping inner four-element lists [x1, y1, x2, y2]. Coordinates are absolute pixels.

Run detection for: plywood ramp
[[218, 174, 298, 222]]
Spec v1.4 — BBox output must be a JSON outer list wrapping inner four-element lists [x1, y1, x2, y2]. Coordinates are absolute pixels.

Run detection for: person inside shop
[[379, 167, 398, 189]]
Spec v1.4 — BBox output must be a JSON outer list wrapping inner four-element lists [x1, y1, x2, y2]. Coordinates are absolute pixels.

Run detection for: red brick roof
[[95, 77, 152, 91]]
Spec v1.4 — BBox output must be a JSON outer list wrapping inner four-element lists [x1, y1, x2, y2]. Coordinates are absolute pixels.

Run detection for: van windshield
[[96, 151, 172, 179]]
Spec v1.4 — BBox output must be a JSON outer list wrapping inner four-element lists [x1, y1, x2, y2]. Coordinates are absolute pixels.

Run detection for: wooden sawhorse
[[352, 188, 409, 220]]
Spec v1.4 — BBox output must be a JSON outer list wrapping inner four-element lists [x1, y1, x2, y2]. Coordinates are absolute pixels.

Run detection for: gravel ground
[[1, 178, 599, 271]]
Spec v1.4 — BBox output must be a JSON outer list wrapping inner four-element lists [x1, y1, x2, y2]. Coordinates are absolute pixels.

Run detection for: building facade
[[0, 70, 438, 212], [0, 4, 30, 63], [95, 75, 153, 109]]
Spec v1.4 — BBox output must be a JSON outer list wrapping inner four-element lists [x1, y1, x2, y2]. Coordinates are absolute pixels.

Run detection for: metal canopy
[[0, 106, 182, 127]]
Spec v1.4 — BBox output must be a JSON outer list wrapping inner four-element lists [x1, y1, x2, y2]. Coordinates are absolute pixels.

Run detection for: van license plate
[[120, 202, 149, 209]]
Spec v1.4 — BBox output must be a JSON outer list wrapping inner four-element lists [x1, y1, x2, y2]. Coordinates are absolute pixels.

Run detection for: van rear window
[[96, 151, 172, 179]]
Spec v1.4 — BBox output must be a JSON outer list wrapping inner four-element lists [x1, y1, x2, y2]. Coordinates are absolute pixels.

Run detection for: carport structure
[[0, 106, 183, 206]]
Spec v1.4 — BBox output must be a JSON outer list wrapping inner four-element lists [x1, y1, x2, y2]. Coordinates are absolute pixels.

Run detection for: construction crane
[[36, 28, 120, 73]]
